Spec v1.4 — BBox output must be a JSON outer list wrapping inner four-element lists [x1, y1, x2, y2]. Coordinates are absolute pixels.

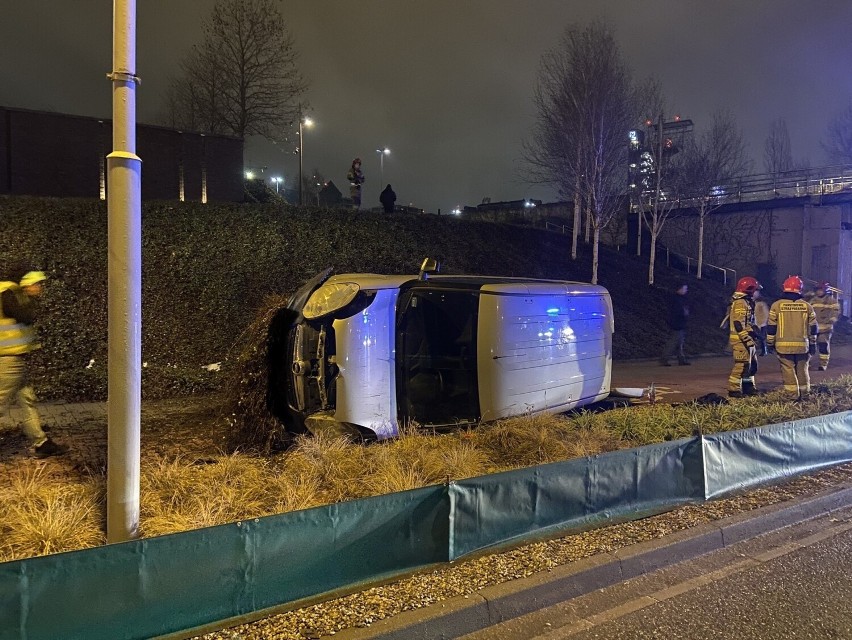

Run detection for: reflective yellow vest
[[767, 297, 817, 354], [0, 281, 37, 356], [808, 293, 841, 333]]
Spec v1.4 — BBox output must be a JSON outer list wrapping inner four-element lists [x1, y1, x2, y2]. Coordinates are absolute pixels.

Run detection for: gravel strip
[[198, 463, 852, 640]]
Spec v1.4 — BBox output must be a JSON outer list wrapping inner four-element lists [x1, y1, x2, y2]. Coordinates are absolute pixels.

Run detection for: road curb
[[333, 483, 852, 639]]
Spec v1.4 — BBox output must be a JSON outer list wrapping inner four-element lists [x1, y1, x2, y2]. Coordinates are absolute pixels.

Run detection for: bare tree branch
[[764, 118, 794, 174], [822, 104, 852, 164], [159, 0, 308, 140], [677, 109, 750, 279], [525, 21, 639, 283]]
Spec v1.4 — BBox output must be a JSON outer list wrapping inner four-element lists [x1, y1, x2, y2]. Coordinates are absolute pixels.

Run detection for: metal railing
[[670, 164, 852, 208], [540, 219, 737, 285], [663, 247, 736, 285], [544, 221, 571, 234]]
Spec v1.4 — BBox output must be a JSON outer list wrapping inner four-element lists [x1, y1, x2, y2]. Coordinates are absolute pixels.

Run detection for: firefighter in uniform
[[727, 276, 762, 398], [805, 281, 841, 371], [766, 276, 818, 399], [0, 269, 68, 457], [346, 157, 365, 209]]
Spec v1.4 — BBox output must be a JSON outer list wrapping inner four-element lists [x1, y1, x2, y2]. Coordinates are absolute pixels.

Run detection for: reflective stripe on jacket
[[766, 296, 817, 354], [0, 281, 36, 356], [807, 294, 841, 333], [728, 293, 756, 346]]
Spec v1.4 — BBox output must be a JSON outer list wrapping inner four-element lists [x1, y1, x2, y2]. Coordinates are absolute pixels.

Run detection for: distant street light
[[376, 147, 390, 184], [452, 207, 462, 216], [245, 170, 255, 180], [271, 176, 283, 193], [299, 110, 315, 206]]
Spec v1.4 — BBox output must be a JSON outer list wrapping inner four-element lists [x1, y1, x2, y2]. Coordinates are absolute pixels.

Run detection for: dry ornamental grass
[[0, 462, 104, 560], [1, 376, 851, 563]]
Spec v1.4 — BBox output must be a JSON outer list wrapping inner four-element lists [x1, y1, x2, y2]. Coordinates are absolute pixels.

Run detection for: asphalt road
[[611, 342, 852, 404], [461, 508, 852, 640]]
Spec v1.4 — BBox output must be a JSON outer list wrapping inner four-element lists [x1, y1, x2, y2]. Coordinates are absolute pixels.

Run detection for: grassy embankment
[[0, 195, 731, 403]]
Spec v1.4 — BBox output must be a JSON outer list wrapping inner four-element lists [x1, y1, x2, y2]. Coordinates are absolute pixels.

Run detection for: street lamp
[[271, 176, 283, 194], [376, 147, 390, 184], [299, 114, 314, 206], [245, 170, 255, 180]]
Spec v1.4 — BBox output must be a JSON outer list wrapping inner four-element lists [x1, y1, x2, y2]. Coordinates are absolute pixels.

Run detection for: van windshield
[[396, 288, 480, 427]]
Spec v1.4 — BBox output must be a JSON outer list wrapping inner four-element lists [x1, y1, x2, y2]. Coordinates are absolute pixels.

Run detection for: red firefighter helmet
[[735, 276, 762, 294], [783, 276, 804, 293], [817, 281, 831, 291]]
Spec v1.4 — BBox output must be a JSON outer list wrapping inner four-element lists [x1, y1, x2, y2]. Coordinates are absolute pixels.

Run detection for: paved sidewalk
[[0, 396, 224, 484], [612, 342, 852, 404], [0, 402, 108, 481]]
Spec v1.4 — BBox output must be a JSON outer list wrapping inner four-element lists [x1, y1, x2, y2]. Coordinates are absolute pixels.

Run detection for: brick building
[[0, 106, 244, 202]]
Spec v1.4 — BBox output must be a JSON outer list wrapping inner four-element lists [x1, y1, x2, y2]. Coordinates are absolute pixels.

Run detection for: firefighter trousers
[[777, 352, 811, 397], [817, 331, 832, 369], [0, 355, 47, 446], [728, 343, 758, 393]]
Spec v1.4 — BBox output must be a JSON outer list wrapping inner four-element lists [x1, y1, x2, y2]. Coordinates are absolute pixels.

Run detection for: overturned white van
[[273, 262, 614, 440]]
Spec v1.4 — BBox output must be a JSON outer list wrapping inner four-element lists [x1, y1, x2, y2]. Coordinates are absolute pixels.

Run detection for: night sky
[[2, 1, 852, 212]]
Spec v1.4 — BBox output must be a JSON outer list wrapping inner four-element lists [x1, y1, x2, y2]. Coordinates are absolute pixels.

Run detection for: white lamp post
[[376, 147, 390, 184], [107, 0, 142, 543], [271, 176, 283, 193], [299, 114, 314, 205]]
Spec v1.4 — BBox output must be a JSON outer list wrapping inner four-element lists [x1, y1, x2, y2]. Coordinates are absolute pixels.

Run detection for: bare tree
[[640, 114, 685, 286], [763, 118, 794, 175], [303, 168, 326, 206], [526, 44, 581, 259], [162, 0, 307, 140], [527, 21, 637, 284], [632, 78, 666, 257], [822, 104, 852, 164], [678, 110, 750, 279]]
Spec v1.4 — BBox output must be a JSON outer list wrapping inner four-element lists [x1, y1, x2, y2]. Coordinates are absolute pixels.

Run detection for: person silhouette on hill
[[380, 184, 397, 213]]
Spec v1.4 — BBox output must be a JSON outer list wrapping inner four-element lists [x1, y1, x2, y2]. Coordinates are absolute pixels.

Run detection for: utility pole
[[297, 105, 314, 206], [298, 103, 304, 206], [106, 0, 142, 543], [376, 147, 390, 187]]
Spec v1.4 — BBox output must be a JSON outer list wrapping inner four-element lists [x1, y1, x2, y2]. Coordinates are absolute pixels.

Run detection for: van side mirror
[[419, 258, 441, 281]]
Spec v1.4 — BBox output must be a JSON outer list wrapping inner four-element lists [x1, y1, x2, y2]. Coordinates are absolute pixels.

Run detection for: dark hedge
[[0, 196, 729, 402]]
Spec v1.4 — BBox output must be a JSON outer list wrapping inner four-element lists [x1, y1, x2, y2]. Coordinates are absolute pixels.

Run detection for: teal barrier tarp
[[4, 409, 852, 640], [703, 410, 852, 499], [250, 485, 450, 607], [448, 438, 704, 559], [0, 519, 250, 640], [0, 484, 449, 640]]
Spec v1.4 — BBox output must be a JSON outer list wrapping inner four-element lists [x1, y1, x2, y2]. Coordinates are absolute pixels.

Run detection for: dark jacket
[[1, 287, 36, 324], [667, 292, 689, 330], [379, 185, 397, 213]]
